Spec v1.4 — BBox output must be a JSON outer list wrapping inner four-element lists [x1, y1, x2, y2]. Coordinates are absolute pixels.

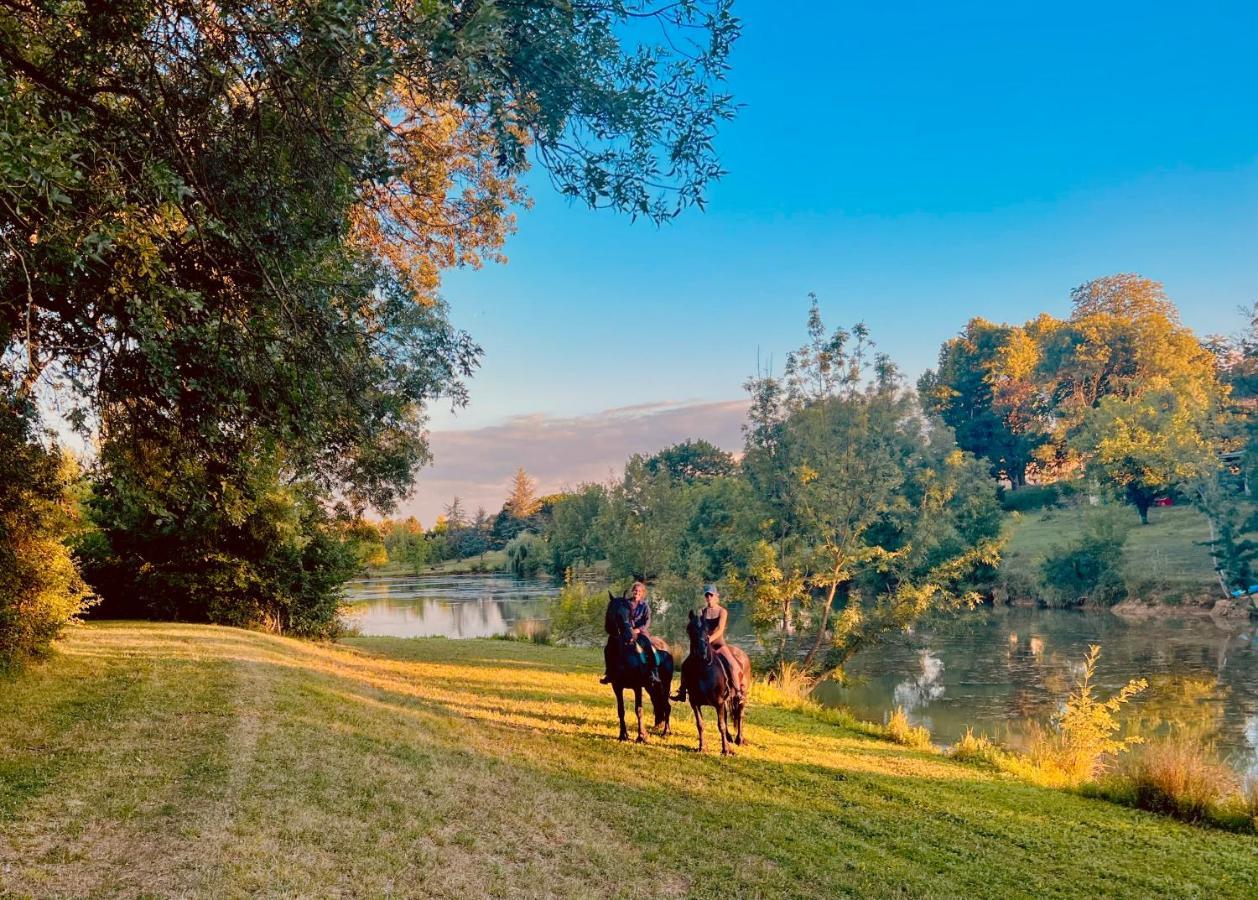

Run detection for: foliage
[[546, 573, 607, 645], [543, 485, 609, 578], [505, 532, 546, 579], [1039, 505, 1132, 607], [1038, 645, 1146, 785], [919, 317, 1051, 487], [80, 439, 358, 637], [378, 517, 432, 574], [925, 275, 1225, 512], [642, 439, 737, 482], [504, 467, 540, 521], [739, 299, 1003, 682], [766, 660, 815, 701], [1, 0, 738, 631], [1198, 484, 1258, 593], [0, 396, 92, 669], [885, 707, 933, 750], [999, 483, 1064, 513], [1073, 381, 1222, 523]]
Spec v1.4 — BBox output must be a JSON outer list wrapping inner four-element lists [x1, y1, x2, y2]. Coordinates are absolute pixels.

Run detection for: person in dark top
[[600, 576, 662, 686]]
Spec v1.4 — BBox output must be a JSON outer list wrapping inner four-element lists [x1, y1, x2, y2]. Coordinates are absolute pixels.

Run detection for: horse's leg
[[634, 685, 647, 743], [616, 686, 628, 742], [692, 704, 705, 753], [734, 695, 745, 746], [717, 701, 733, 756]]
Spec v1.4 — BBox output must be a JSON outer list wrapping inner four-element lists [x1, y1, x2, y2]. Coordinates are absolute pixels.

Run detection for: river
[[815, 606, 1258, 775], [343, 575, 1258, 772], [341, 573, 552, 639]]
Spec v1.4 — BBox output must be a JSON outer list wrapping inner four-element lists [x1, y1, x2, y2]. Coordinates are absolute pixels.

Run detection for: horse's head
[[608, 592, 635, 647], [687, 610, 710, 663]]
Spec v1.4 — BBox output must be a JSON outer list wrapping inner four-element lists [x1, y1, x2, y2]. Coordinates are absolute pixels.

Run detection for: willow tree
[[1, 1, 739, 634]]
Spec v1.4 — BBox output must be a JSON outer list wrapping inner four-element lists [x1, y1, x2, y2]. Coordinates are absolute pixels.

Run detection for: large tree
[[742, 304, 1002, 683], [919, 317, 1050, 488], [1, 1, 738, 632], [1072, 381, 1222, 524]]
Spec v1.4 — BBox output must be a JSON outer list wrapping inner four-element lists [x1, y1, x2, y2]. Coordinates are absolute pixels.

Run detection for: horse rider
[[673, 583, 745, 703], [600, 576, 662, 687]]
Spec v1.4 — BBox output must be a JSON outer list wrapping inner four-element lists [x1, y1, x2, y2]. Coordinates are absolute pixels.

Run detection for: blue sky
[[400, 0, 1258, 522]]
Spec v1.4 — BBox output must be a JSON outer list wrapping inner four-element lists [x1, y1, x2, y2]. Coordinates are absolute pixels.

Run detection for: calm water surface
[[342, 573, 552, 639], [813, 607, 1258, 774]]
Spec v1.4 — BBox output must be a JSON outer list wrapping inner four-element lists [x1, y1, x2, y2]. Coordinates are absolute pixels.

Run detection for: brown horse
[[679, 609, 749, 755], [604, 593, 673, 742]]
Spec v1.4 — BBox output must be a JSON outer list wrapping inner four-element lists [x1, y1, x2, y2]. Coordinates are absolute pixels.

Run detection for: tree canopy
[[1, 0, 740, 639]]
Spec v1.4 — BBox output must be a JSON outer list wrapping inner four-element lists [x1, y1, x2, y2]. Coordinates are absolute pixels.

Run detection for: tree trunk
[[802, 577, 847, 672]]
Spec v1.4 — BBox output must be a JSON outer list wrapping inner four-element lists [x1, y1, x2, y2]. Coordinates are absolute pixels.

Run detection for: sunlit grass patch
[[2, 622, 1256, 897]]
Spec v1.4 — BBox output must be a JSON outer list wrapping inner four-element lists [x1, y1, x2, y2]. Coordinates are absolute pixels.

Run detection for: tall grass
[[885, 707, 932, 750], [1110, 735, 1237, 823]]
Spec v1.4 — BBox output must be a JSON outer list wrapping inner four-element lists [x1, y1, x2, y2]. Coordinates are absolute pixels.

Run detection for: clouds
[[396, 399, 749, 524]]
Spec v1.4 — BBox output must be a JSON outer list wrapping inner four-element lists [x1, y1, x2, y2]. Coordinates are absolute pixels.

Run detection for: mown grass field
[[1002, 504, 1220, 603], [3, 623, 1255, 898]]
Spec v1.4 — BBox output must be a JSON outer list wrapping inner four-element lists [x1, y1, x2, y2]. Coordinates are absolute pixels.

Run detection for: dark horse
[[679, 610, 749, 755], [604, 593, 673, 742]]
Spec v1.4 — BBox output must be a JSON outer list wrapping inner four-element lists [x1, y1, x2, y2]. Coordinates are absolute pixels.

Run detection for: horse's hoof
[[618, 734, 629, 742], [722, 749, 735, 757], [636, 736, 647, 744]]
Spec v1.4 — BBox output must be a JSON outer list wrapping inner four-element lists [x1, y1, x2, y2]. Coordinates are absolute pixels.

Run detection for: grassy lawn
[[3, 624, 1255, 898], [1002, 504, 1221, 603]]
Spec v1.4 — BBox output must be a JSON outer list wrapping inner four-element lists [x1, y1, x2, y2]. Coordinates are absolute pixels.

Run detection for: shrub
[[885, 707, 933, 750], [1, 399, 93, 670], [1040, 506, 1131, 607], [950, 727, 1006, 767], [1000, 483, 1061, 513], [1039, 645, 1146, 785], [547, 573, 607, 645], [506, 532, 546, 578], [1112, 735, 1237, 824], [770, 660, 816, 701], [80, 451, 359, 639]]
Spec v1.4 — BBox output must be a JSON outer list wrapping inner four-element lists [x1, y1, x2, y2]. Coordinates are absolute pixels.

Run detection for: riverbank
[[364, 549, 510, 578], [1000, 504, 1240, 612], [3, 623, 1255, 897]]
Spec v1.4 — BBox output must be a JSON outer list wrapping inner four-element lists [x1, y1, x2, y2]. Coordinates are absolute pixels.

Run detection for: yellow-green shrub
[[886, 707, 933, 750], [1, 401, 92, 669]]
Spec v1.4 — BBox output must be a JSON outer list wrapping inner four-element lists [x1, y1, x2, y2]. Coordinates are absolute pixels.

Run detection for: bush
[[1, 399, 93, 670], [1039, 506, 1131, 607], [769, 661, 815, 701], [1000, 483, 1061, 513], [885, 707, 933, 750], [950, 727, 1006, 767], [1036, 645, 1146, 785], [506, 532, 546, 578], [80, 447, 359, 639], [1112, 735, 1237, 823], [547, 574, 607, 645]]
